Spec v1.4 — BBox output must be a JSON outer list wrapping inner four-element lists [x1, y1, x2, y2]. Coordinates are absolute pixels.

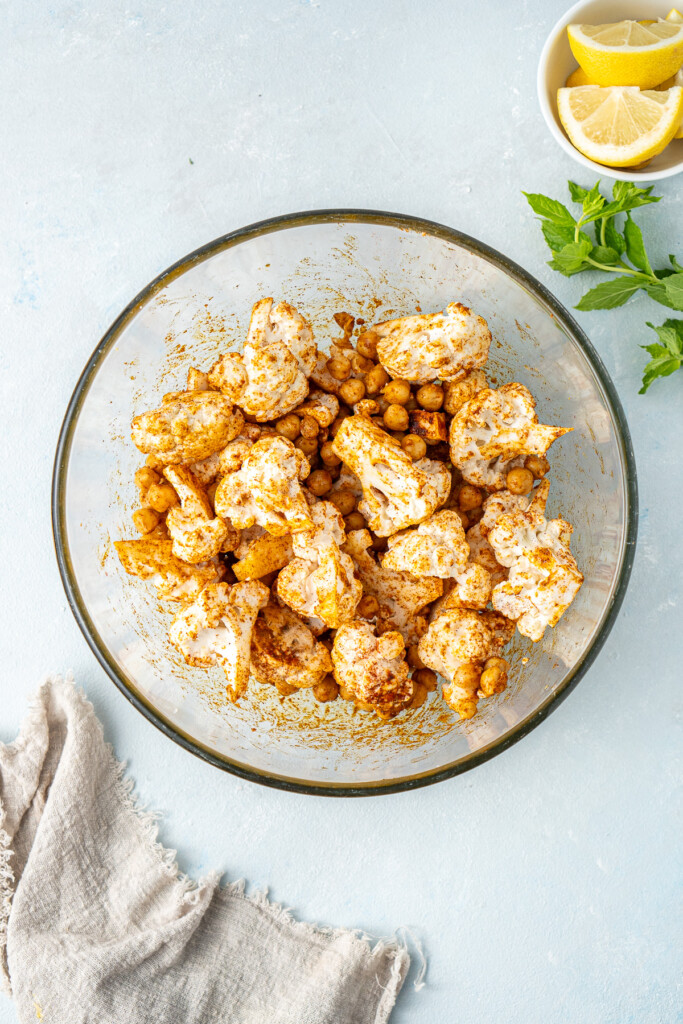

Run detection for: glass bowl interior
[[53, 212, 637, 795]]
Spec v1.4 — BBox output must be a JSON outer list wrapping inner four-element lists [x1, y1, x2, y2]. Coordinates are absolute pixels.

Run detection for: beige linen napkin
[[0, 678, 411, 1023]]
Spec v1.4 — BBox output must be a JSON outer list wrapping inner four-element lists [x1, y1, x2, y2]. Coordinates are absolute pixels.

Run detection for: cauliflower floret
[[331, 412, 451, 536], [449, 383, 570, 490], [488, 479, 583, 641], [344, 529, 442, 645], [162, 466, 235, 563], [294, 389, 340, 427], [114, 537, 223, 602], [208, 298, 314, 421], [382, 511, 492, 610], [372, 302, 491, 384], [131, 391, 245, 465], [418, 606, 511, 719], [332, 620, 413, 719], [186, 367, 214, 392], [214, 436, 313, 537], [250, 603, 333, 694], [168, 581, 269, 701], [276, 502, 362, 629]]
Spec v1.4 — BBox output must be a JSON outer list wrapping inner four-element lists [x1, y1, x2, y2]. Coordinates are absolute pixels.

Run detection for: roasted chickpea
[[275, 413, 301, 440], [327, 355, 352, 381], [404, 397, 419, 412], [313, 676, 339, 702], [357, 594, 380, 618], [134, 466, 160, 497], [407, 644, 425, 670], [145, 454, 165, 472], [455, 509, 470, 531], [383, 404, 410, 431], [416, 383, 444, 410], [364, 364, 390, 395], [458, 484, 484, 512], [329, 489, 356, 515], [350, 352, 375, 375], [339, 378, 366, 405], [401, 433, 427, 461], [413, 667, 438, 692], [506, 467, 534, 495], [307, 469, 333, 496], [132, 507, 161, 534], [479, 658, 508, 697], [525, 454, 550, 479], [300, 415, 320, 439], [356, 331, 379, 359], [344, 511, 366, 531], [296, 436, 318, 457], [320, 441, 342, 465], [382, 379, 411, 405], [453, 663, 481, 690], [408, 681, 428, 710], [468, 506, 484, 526], [328, 418, 346, 440], [146, 481, 179, 513]]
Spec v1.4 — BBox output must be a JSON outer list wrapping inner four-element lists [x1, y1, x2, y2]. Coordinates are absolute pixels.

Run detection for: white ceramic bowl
[[538, 0, 683, 181]]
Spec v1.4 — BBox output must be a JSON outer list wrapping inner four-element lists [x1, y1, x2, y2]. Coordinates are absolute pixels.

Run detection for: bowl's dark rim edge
[[52, 208, 638, 797]]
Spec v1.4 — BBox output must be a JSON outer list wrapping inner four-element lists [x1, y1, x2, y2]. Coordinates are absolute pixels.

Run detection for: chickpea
[[356, 331, 379, 360], [134, 467, 160, 501], [401, 433, 427, 461], [326, 355, 352, 381], [328, 417, 346, 440], [456, 509, 470, 531], [320, 441, 342, 465], [357, 594, 380, 618], [276, 680, 299, 697], [296, 436, 318, 457], [275, 413, 301, 440], [313, 676, 339, 703], [383, 404, 409, 431], [350, 352, 375, 375], [485, 656, 508, 672], [479, 659, 508, 697], [468, 506, 484, 526], [404, 396, 418, 412], [407, 644, 425, 670], [364, 364, 390, 395], [458, 484, 484, 512], [416, 383, 444, 410], [339, 378, 366, 405], [328, 463, 342, 482], [506, 467, 534, 495], [453, 663, 481, 690], [329, 489, 357, 515], [132, 507, 161, 534], [413, 667, 438, 692], [408, 681, 428, 710], [307, 469, 333, 496], [382, 379, 411, 405], [525, 454, 550, 479], [146, 481, 179, 513], [344, 511, 366, 531], [300, 415, 320, 439]]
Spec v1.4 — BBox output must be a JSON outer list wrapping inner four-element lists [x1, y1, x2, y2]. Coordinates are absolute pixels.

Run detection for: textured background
[[1, 1, 681, 1021]]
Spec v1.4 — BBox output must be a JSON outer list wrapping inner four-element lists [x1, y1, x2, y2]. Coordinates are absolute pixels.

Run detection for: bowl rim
[[537, 0, 683, 182], [52, 208, 638, 797]]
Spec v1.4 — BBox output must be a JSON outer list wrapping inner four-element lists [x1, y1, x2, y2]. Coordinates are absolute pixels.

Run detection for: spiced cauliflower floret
[[250, 603, 333, 694], [276, 501, 361, 628], [114, 537, 223, 602], [344, 529, 442, 645], [131, 391, 245, 465], [449, 383, 570, 491], [372, 302, 491, 384], [418, 606, 512, 720], [331, 412, 451, 536], [208, 298, 314, 421], [487, 479, 583, 642], [214, 435, 313, 536], [294, 389, 340, 427], [382, 510, 492, 610], [332, 620, 413, 719], [162, 466, 236, 563], [168, 581, 269, 701]]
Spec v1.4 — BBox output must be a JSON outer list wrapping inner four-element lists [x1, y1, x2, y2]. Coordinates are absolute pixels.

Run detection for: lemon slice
[[557, 85, 683, 165], [567, 20, 683, 88], [665, 9, 683, 23]]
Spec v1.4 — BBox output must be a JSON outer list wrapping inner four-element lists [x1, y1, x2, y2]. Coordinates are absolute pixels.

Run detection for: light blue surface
[[1, 2, 681, 1021]]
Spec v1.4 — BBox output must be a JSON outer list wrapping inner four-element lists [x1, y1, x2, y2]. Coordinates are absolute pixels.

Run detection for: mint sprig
[[523, 180, 683, 393]]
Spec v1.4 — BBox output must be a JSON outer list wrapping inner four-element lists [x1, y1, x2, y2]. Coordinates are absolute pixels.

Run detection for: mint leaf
[[581, 182, 606, 220], [639, 319, 683, 391], [541, 220, 577, 251], [646, 319, 683, 356], [612, 181, 660, 211], [548, 238, 592, 277], [645, 281, 681, 308], [664, 275, 683, 310], [624, 215, 653, 275], [669, 254, 683, 274], [523, 192, 576, 225], [575, 278, 643, 310], [568, 181, 589, 202], [591, 246, 620, 266], [639, 354, 682, 392], [604, 217, 626, 255]]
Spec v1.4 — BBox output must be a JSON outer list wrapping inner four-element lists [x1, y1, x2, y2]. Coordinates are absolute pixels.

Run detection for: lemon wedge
[[665, 9, 683, 23], [567, 20, 683, 88], [565, 65, 596, 86], [557, 85, 683, 165], [656, 68, 683, 135]]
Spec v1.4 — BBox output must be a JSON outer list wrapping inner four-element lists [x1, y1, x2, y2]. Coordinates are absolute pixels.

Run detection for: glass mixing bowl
[[53, 211, 637, 795]]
